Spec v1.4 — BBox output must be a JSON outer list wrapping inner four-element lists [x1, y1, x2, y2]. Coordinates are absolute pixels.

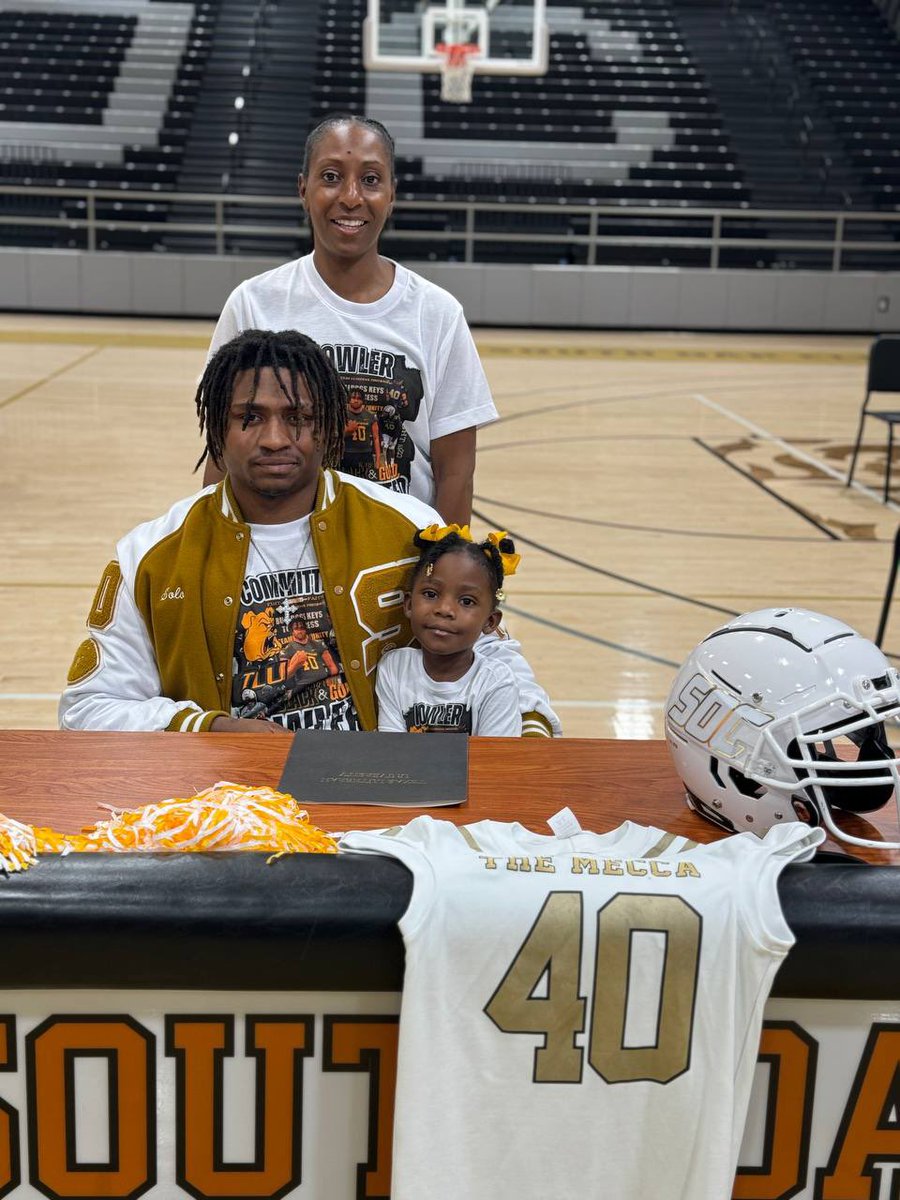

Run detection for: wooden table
[[2, 730, 897, 864], [0, 732, 899, 1200]]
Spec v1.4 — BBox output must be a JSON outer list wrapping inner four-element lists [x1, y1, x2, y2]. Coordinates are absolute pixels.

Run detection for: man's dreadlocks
[[195, 328, 347, 472]]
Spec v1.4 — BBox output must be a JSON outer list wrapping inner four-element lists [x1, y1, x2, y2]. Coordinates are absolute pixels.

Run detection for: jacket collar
[[217, 470, 334, 524]]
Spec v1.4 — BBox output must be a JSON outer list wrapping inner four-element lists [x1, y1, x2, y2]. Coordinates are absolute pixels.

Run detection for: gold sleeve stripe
[[88, 561, 122, 630], [66, 637, 100, 684], [680, 839, 700, 851], [166, 708, 213, 733], [382, 826, 404, 837], [457, 825, 484, 852], [643, 831, 678, 859], [522, 713, 552, 737]]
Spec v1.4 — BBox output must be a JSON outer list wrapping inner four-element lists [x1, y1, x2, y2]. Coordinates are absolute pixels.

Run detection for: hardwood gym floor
[[1, 315, 893, 738]]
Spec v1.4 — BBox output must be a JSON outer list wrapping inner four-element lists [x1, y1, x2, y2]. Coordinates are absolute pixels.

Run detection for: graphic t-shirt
[[208, 254, 498, 506], [376, 646, 521, 735], [341, 816, 824, 1200], [231, 517, 360, 731]]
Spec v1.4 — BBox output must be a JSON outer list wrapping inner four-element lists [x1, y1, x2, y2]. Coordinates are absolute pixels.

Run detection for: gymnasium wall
[[2, 247, 899, 332]]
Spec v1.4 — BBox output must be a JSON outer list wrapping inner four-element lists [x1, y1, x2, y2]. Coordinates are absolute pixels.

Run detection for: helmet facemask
[[666, 609, 900, 850]]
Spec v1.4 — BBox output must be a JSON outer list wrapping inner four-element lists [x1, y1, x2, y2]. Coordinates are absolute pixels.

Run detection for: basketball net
[[436, 42, 479, 103]]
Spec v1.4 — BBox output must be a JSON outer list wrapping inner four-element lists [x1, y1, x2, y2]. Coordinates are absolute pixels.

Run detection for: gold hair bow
[[417, 523, 472, 544], [485, 531, 520, 579]]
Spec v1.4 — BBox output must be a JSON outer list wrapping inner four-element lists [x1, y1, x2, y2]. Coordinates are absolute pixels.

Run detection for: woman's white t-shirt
[[209, 254, 498, 507]]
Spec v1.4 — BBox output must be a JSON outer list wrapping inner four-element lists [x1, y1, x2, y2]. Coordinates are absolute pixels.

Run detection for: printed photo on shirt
[[233, 567, 359, 731], [322, 341, 423, 492]]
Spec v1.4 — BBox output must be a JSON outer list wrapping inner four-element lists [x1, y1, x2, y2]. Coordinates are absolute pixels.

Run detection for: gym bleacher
[[772, 0, 900, 211], [0, 0, 898, 266], [0, 0, 209, 251]]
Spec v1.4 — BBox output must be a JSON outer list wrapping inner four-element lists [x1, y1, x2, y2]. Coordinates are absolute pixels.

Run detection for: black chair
[[875, 523, 900, 649], [846, 335, 900, 503]]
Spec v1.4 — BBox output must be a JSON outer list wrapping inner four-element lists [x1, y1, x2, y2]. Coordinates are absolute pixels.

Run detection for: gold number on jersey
[[485, 891, 701, 1085], [484, 892, 586, 1083], [590, 894, 700, 1084]]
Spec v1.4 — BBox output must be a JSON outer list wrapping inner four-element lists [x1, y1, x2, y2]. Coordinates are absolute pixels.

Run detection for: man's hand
[[210, 716, 290, 734]]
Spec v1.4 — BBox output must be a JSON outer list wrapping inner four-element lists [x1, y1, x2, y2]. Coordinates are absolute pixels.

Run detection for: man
[[60, 329, 558, 735], [342, 389, 383, 480]]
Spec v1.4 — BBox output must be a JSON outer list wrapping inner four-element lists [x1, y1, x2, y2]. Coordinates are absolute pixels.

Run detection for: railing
[[2, 184, 900, 269]]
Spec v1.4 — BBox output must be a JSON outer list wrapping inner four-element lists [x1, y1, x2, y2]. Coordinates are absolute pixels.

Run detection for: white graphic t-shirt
[[232, 516, 359, 730], [341, 816, 824, 1200], [376, 646, 521, 735], [208, 254, 498, 506]]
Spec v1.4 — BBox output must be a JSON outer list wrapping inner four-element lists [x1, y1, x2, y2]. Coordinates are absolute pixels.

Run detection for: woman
[[204, 115, 498, 524]]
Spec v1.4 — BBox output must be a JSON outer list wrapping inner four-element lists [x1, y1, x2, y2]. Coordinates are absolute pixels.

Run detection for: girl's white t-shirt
[[376, 646, 522, 735]]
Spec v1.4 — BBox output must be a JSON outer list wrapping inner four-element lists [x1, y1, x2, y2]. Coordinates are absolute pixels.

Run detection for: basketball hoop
[[436, 42, 479, 103]]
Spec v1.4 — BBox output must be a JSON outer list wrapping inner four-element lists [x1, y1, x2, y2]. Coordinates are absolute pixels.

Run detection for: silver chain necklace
[[249, 518, 313, 601]]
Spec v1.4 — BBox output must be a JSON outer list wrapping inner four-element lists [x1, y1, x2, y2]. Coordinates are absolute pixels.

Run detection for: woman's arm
[[431, 426, 476, 524]]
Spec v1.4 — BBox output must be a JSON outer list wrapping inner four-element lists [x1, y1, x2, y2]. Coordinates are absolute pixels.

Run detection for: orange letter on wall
[[733, 1021, 817, 1200], [26, 1016, 155, 1200], [166, 1015, 312, 1199], [0, 1017, 20, 1199], [817, 1024, 900, 1200]]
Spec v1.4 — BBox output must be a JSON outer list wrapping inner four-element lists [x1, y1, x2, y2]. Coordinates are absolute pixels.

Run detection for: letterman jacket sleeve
[[59, 528, 229, 734], [474, 635, 562, 737]]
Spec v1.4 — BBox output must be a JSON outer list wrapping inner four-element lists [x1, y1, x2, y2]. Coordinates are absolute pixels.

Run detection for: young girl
[[376, 525, 524, 736]]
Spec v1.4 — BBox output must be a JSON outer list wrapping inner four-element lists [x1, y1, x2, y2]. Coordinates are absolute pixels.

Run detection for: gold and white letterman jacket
[[60, 470, 560, 735]]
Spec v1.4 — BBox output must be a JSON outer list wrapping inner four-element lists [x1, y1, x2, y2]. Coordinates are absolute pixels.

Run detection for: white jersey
[[209, 254, 498, 507], [341, 816, 824, 1200], [376, 646, 522, 736]]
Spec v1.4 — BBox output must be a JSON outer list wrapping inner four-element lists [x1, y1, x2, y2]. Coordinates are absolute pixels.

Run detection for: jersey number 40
[[485, 891, 701, 1085]]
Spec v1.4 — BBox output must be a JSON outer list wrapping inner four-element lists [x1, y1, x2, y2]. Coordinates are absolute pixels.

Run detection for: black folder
[[278, 730, 468, 807]]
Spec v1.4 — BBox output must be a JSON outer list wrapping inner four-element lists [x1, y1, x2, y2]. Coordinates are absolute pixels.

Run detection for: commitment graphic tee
[[208, 254, 498, 505], [376, 647, 521, 735], [232, 517, 360, 730], [341, 816, 824, 1200]]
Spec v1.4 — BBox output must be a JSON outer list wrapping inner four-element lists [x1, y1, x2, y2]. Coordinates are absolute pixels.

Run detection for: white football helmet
[[665, 608, 900, 849]]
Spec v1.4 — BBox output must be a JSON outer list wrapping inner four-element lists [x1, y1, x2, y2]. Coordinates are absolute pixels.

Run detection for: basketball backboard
[[363, 0, 548, 77]]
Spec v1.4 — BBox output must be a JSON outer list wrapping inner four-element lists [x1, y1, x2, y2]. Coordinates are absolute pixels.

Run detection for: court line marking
[[0, 694, 666, 707], [692, 391, 900, 513], [474, 492, 846, 543], [552, 700, 665, 709], [0, 345, 104, 411], [502, 604, 680, 667], [0, 330, 210, 350], [693, 437, 839, 540], [0, 329, 867, 365], [474, 507, 740, 619], [487, 375, 847, 431], [477, 343, 866, 365]]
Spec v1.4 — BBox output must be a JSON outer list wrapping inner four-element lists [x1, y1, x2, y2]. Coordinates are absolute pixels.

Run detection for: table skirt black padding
[[0, 857, 897, 997], [0, 853, 412, 991]]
